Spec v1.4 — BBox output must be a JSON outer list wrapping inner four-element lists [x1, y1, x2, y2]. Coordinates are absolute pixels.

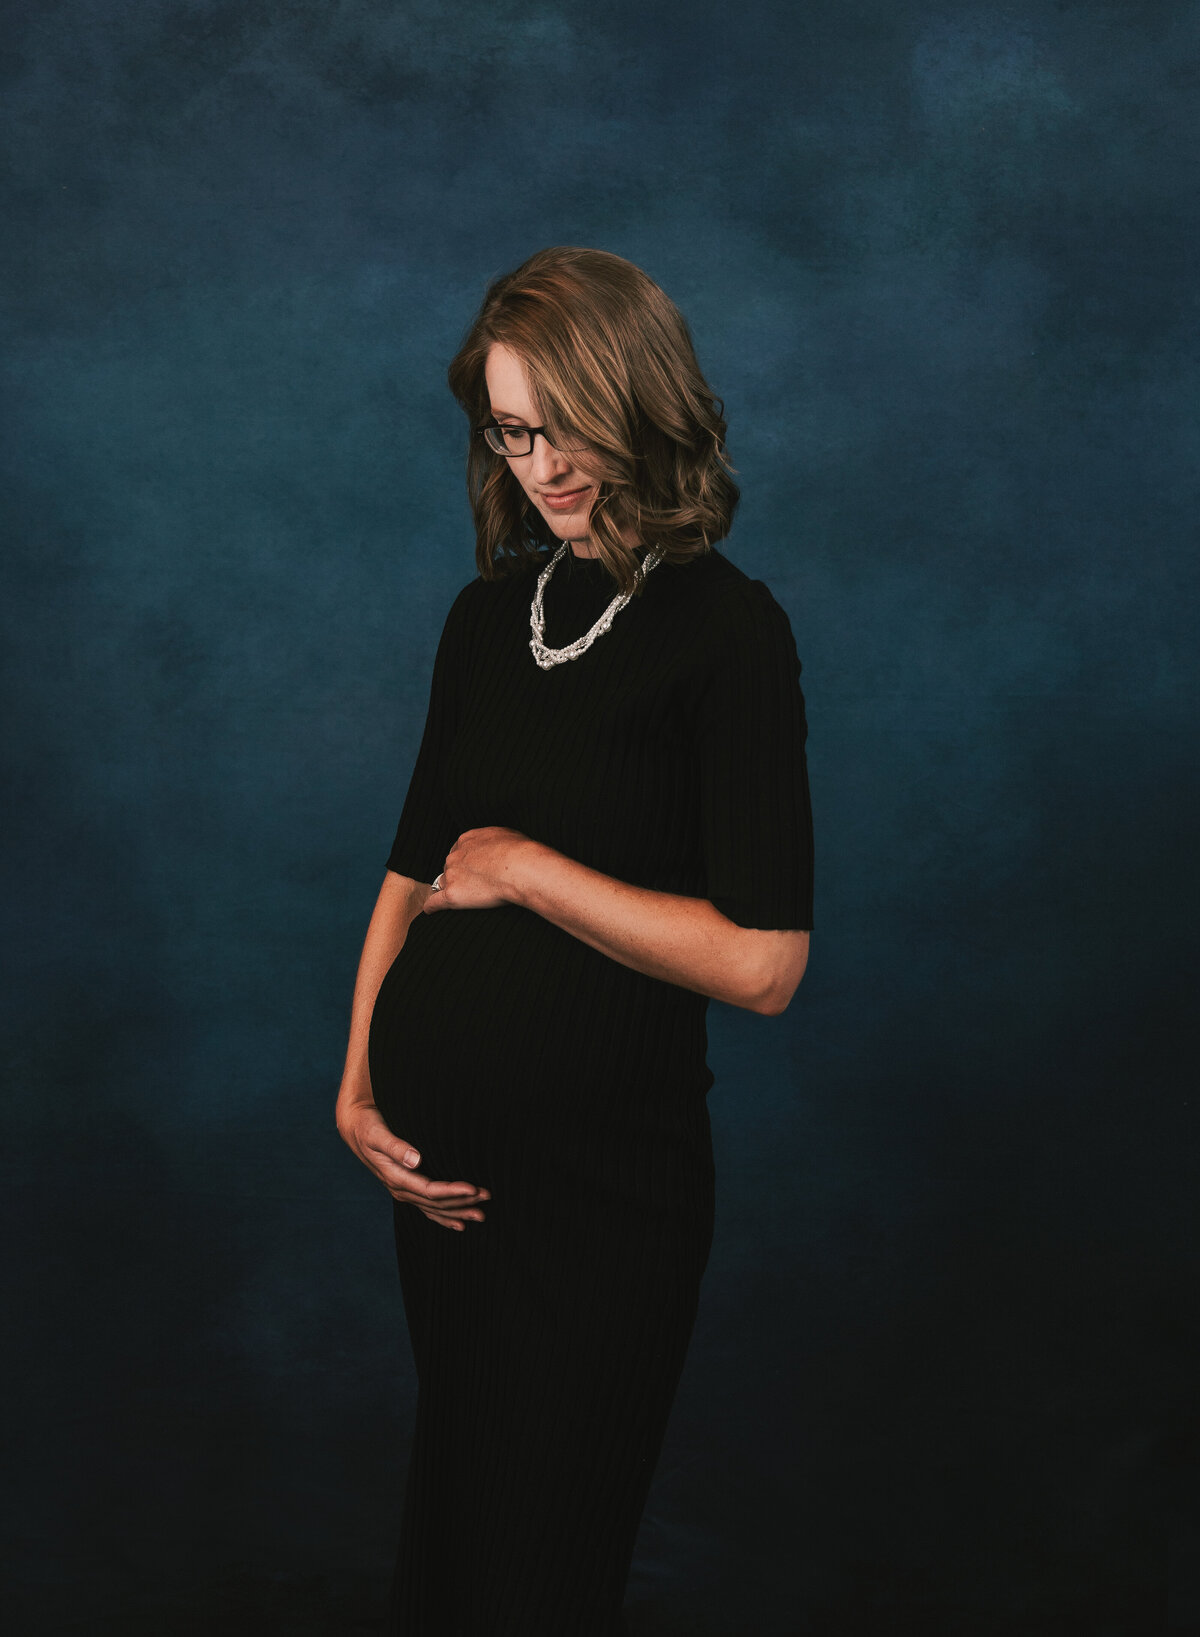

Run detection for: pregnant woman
[[335, 245, 814, 1636]]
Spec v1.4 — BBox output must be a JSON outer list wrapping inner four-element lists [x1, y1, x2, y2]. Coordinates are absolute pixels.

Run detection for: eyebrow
[[489, 409, 530, 424]]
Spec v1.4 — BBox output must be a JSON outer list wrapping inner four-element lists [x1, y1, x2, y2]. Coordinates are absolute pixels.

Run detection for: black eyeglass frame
[[477, 421, 590, 457]]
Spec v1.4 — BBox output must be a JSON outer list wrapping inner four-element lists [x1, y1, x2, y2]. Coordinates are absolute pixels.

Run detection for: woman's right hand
[[336, 1098, 489, 1231]]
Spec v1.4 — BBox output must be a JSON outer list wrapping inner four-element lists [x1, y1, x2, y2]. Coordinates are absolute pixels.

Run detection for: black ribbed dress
[[367, 543, 813, 1637]]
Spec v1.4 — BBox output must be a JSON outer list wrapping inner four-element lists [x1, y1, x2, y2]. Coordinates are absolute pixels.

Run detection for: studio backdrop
[[2, 3, 1195, 1633]]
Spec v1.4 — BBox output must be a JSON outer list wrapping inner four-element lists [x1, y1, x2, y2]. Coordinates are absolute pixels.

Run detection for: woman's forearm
[[507, 841, 779, 1013], [337, 870, 430, 1110]]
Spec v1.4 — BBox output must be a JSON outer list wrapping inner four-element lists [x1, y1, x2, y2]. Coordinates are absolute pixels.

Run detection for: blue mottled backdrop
[[3, 3, 1195, 1632]]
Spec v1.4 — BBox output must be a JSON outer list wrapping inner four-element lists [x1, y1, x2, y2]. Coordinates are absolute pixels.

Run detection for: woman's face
[[483, 343, 601, 546]]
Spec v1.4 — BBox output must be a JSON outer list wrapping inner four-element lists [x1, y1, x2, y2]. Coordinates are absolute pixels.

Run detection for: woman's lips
[[541, 487, 590, 511]]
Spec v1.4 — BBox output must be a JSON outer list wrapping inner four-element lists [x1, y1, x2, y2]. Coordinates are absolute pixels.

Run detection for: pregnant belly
[[366, 903, 712, 1181]]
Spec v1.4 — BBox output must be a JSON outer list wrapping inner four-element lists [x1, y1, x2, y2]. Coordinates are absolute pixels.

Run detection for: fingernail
[[404, 1150, 420, 1167]]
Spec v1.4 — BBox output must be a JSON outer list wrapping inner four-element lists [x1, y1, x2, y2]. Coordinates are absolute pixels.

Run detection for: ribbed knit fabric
[[367, 544, 813, 1636]]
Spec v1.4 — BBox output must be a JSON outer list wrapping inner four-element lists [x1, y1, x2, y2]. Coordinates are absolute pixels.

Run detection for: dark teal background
[[3, 3, 1195, 1632]]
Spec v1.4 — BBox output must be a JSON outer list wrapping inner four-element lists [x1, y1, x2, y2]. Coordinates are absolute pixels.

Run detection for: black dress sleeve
[[693, 580, 814, 931], [385, 581, 474, 885]]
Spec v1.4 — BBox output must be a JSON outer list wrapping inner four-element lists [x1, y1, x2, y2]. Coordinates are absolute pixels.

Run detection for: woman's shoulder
[[441, 562, 525, 623], [447, 552, 548, 611], [668, 546, 794, 645], [433, 556, 545, 657]]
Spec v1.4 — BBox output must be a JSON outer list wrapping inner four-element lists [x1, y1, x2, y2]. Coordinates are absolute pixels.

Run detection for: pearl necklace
[[529, 541, 664, 669]]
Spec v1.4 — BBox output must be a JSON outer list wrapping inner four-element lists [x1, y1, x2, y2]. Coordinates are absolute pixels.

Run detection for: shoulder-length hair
[[446, 246, 739, 597]]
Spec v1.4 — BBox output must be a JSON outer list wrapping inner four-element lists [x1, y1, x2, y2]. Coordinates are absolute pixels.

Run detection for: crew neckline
[[562, 545, 653, 571]]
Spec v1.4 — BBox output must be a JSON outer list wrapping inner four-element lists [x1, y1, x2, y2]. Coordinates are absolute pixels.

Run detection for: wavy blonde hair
[[446, 246, 739, 597]]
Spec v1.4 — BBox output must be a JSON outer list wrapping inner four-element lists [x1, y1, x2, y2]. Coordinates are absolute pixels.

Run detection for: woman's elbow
[[757, 934, 810, 1016]]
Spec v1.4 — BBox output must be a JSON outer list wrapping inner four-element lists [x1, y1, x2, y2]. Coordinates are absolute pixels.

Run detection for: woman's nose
[[529, 431, 570, 482]]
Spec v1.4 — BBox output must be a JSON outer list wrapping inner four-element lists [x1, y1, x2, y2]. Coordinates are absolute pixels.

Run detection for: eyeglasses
[[478, 421, 590, 457]]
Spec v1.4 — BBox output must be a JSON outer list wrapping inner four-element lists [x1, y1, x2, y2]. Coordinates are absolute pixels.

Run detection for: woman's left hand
[[422, 826, 538, 914]]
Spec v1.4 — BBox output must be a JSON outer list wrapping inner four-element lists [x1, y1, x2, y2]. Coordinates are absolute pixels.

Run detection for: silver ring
[[431, 873, 444, 892]]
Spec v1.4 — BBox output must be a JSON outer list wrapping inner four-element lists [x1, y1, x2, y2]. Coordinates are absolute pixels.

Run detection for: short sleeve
[[385, 582, 474, 885], [693, 582, 814, 930]]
